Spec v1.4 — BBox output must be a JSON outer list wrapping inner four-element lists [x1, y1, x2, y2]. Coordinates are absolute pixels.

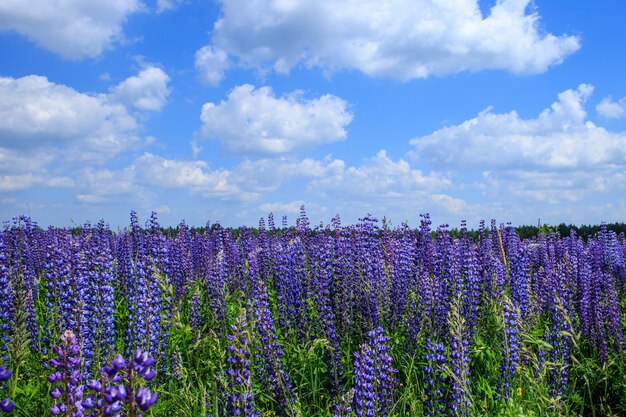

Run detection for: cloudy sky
[[1, 0, 625, 228]]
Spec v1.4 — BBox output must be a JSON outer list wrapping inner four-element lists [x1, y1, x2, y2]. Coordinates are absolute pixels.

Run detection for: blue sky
[[1, 0, 625, 228]]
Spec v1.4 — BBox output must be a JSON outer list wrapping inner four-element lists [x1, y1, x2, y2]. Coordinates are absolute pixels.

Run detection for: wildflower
[[0, 397, 14, 412], [353, 327, 396, 417], [48, 330, 84, 417], [222, 308, 259, 417], [423, 339, 447, 417], [83, 349, 158, 416], [0, 366, 13, 413]]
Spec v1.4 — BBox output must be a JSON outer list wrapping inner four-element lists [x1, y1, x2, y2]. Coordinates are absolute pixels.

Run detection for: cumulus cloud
[[67, 153, 348, 211], [155, 0, 184, 13], [258, 200, 307, 214], [430, 194, 469, 215], [199, 84, 352, 155], [0, 0, 141, 59], [231, 156, 345, 192], [0, 75, 139, 160], [477, 169, 626, 209], [406, 84, 626, 224], [411, 84, 626, 170], [0, 173, 74, 192], [132, 153, 240, 198], [0, 147, 54, 174], [110, 66, 171, 111], [597, 96, 626, 119], [311, 150, 450, 198], [75, 194, 107, 204], [195, 45, 231, 86], [0, 68, 171, 167], [201, 0, 579, 81]]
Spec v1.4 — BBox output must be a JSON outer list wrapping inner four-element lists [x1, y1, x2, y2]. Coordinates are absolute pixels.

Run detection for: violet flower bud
[[135, 387, 157, 411], [0, 398, 15, 412]]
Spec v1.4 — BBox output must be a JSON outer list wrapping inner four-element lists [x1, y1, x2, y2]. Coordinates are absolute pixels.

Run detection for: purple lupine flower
[[222, 308, 259, 417], [496, 296, 520, 400], [331, 216, 358, 344], [0, 397, 14, 412], [423, 339, 447, 417], [223, 228, 247, 296], [273, 234, 308, 342], [0, 235, 13, 370], [353, 327, 396, 417], [353, 343, 376, 417], [122, 212, 163, 364], [4, 217, 40, 352], [355, 215, 384, 333], [205, 227, 228, 336], [388, 223, 414, 331], [0, 365, 13, 413], [41, 228, 70, 359], [458, 220, 480, 333], [135, 387, 157, 411], [577, 249, 592, 338], [448, 296, 471, 417], [171, 220, 193, 303], [83, 349, 158, 416], [406, 214, 435, 347], [146, 212, 173, 373], [432, 224, 457, 337], [249, 253, 296, 416], [331, 388, 354, 417], [80, 221, 116, 376], [310, 233, 343, 396], [48, 329, 85, 417], [585, 235, 624, 361], [509, 245, 530, 321], [547, 294, 573, 398], [475, 219, 494, 312], [190, 290, 202, 341]]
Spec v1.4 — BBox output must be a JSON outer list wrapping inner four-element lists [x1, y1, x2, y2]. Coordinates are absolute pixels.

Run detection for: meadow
[[1, 209, 625, 416]]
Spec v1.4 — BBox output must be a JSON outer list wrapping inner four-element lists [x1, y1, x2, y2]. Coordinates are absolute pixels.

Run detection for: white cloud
[[0, 173, 74, 192], [132, 153, 240, 198], [0, 68, 171, 172], [311, 150, 450, 198], [405, 84, 626, 225], [430, 194, 469, 215], [411, 84, 626, 170], [0, 75, 139, 160], [258, 200, 306, 214], [231, 156, 344, 192], [110, 66, 171, 111], [130, 154, 344, 199], [199, 84, 352, 155], [202, 0, 579, 81], [156, 0, 184, 13], [0, 147, 54, 174], [597, 96, 626, 119], [78, 168, 138, 196], [195, 45, 231, 86], [0, 0, 141, 59], [152, 204, 171, 214], [75, 194, 107, 204], [64, 153, 346, 210]]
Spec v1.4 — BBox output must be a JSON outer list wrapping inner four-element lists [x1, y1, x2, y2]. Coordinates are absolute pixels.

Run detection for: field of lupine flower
[[1, 209, 625, 416]]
